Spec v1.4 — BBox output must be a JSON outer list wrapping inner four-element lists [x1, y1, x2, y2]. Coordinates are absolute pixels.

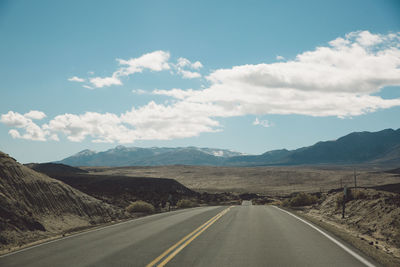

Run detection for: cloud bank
[[4, 31, 400, 143]]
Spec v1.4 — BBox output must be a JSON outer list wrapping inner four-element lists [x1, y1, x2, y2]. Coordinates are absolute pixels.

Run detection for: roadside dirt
[[295, 189, 400, 266]]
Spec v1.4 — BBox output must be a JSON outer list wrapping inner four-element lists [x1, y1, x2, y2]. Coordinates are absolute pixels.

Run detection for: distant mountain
[[226, 128, 400, 166], [58, 128, 400, 167], [58, 146, 245, 166], [282, 129, 400, 165], [225, 149, 291, 166]]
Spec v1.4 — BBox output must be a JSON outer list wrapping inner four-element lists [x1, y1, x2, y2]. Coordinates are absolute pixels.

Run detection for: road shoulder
[[279, 206, 400, 267]]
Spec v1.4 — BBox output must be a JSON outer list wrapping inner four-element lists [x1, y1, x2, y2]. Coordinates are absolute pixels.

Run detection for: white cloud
[[175, 57, 202, 79], [68, 76, 85, 82], [2, 31, 400, 143], [89, 75, 122, 88], [83, 85, 93, 89], [132, 89, 147, 95], [276, 55, 285, 60], [44, 112, 126, 142], [176, 57, 190, 68], [190, 31, 400, 117], [34, 101, 220, 143], [116, 50, 170, 74], [1, 111, 34, 127], [87, 51, 171, 88], [191, 61, 203, 69], [153, 88, 196, 99], [329, 37, 350, 48], [0, 111, 49, 141], [253, 118, 273, 128], [49, 134, 59, 141], [9, 129, 21, 139], [351, 30, 383, 46], [177, 57, 203, 69], [24, 110, 46, 120], [179, 70, 201, 79], [71, 52, 202, 88]]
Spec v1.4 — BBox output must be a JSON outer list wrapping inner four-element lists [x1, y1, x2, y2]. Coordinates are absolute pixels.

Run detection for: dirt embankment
[[0, 152, 125, 252], [297, 189, 400, 266]]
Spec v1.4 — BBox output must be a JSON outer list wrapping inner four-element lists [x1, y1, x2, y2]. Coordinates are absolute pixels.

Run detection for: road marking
[[273, 206, 376, 267], [147, 206, 232, 267], [0, 206, 217, 259]]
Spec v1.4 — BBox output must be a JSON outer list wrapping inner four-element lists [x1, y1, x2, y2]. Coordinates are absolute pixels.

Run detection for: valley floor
[[82, 165, 400, 195]]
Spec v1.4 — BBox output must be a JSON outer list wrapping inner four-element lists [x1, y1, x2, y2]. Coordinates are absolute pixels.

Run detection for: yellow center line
[[146, 206, 232, 267]]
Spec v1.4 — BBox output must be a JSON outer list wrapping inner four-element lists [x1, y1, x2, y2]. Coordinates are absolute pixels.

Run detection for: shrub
[[284, 192, 319, 207], [126, 201, 155, 214], [352, 189, 367, 200], [335, 192, 346, 209], [282, 199, 290, 207], [336, 189, 367, 208], [176, 199, 197, 209]]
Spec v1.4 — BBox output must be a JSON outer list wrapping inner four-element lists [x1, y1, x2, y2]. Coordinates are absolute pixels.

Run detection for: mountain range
[[57, 128, 400, 167], [58, 146, 245, 166]]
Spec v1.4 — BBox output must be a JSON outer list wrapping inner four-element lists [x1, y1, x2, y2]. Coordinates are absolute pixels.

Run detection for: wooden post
[[342, 185, 347, 219], [354, 169, 357, 190]]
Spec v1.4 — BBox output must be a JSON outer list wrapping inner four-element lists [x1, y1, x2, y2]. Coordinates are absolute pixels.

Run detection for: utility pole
[[340, 178, 342, 189]]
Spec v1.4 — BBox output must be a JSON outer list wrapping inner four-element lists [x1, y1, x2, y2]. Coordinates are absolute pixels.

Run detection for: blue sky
[[1, 0, 400, 163]]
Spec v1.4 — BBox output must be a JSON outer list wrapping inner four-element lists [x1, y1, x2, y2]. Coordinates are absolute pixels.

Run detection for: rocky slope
[[0, 151, 124, 251]]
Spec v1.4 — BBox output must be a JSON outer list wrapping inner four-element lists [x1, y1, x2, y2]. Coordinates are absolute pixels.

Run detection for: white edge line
[[0, 206, 220, 259], [273, 206, 376, 267]]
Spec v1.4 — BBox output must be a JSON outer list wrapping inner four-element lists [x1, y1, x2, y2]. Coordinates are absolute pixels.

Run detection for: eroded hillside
[[0, 152, 124, 251]]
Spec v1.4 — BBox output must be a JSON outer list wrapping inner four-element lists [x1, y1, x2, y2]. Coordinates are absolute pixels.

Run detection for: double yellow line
[[146, 206, 232, 267]]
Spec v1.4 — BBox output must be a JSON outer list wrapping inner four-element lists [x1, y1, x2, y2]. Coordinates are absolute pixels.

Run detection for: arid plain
[[81, 165, 400, 195]]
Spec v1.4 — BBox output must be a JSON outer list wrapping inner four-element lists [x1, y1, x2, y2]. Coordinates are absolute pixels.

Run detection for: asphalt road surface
[[0, 204, 378, 267]]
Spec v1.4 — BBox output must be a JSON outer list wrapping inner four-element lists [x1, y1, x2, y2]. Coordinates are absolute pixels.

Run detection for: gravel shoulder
[[287, 189, 400, 267]]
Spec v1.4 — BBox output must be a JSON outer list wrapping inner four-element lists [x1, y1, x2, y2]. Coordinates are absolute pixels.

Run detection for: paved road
[[0, 205, 378, 267]]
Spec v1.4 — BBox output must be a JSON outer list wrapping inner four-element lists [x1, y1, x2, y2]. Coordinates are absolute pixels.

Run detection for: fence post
[[342, 185, 347, 219]]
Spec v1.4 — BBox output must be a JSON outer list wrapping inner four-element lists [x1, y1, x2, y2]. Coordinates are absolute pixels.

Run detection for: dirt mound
[[36, 171, 199, 208], [0, 151, 124, 250]]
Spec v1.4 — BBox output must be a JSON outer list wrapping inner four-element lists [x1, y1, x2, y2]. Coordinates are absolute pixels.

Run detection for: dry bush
[[352, 189, 367, 199], [126, 200, 155, 214], [176, 199, 197, 209], [335, 189, 367, 208], [283, 192, 318, 207]]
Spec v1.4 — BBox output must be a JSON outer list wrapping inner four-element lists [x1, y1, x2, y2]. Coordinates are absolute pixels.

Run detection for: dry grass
[[176, 199, 198, 209], [126, 201, 155, 214], [82, 165, 400, 196], [282, 192, 319, 207]]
